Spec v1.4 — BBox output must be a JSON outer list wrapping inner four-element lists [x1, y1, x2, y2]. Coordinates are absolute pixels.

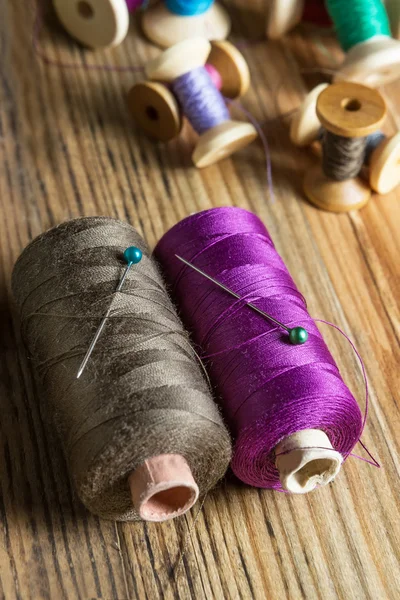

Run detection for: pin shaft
[[76, 263, 132, 379], [175, 255, 291, 333]]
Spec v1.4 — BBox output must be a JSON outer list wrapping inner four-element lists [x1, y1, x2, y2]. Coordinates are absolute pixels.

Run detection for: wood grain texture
[[0, 1, 399, 598]]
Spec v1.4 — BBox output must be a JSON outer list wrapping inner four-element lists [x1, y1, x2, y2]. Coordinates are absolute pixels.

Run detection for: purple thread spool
[[172, 67, 229, 134], [154, 207, 364, 493], [144, 38, 257, 168]]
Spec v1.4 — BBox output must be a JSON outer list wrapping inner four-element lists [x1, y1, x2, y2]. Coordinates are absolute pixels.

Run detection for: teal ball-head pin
[[77, 245, 143, 379], [124, 246, 143, 265], [289, 326, 308, 345]]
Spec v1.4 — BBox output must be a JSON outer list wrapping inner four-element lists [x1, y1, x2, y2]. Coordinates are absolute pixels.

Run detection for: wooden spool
[[303, 82, 387, 212], [334, 37, 400, 88], [141, 1, 231, 49], [293, 83, 400, 197], [266, 0, 304, 39], [369, 132, 400, 194], [127, 38, 257, 167], [290, 83, 328, 146], [53, 0, 130, 49]]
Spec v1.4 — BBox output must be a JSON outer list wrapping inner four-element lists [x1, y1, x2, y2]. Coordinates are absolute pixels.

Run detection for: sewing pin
[[77, 246, 143, 379], [175, 255, 308, 345]]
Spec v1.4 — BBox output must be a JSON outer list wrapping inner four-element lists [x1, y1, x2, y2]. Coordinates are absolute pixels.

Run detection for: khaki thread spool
[[300, 82, 388, 212], [142, 0, 231, 49], [127, 38, 257, 168], [11, 217, 231, 522], [291, 82, 400, 198]]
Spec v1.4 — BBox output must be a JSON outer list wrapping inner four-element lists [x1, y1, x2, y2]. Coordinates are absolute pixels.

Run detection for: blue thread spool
[[129, 39, 257, 168], [142, 0, 230, 49]]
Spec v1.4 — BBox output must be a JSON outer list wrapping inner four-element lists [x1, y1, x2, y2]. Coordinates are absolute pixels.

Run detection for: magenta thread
[[154, 207, 366, 489], [172, 67, 229, 134]]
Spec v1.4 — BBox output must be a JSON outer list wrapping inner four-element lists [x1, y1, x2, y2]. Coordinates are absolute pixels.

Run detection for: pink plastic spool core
[[129, 454, 199, 522], [205, 63, 223, 91]]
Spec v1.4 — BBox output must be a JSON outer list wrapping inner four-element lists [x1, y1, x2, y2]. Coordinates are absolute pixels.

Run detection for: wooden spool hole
[[77, 1, 94, 19], [145, 106, 159, 121], [341, 98, 362, 112]]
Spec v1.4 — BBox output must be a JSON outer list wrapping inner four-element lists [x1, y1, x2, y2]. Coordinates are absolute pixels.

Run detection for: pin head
[[123, 246, 143, 265], [289, 327, 308, 345]]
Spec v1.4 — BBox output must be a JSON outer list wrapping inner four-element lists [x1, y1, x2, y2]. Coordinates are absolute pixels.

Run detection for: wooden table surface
[[1, 2, 399, 599]]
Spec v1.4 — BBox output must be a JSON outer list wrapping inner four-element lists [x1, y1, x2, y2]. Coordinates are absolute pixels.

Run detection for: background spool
[[302, 0, 332, 26], [303, 81, 386, 211], [291, 84, 400, 196], [142, 0, 231, 48], [266, 0, 305, 39], [386, 0, 400, 40], [154, 207, 364, 493], [140, 38, 257, 168], [52, 0, 138, 49], [266, 0, 331, 39], [12, 217, 231, 521], [325, 0, 400, 86], [127, 40, 251, 143]]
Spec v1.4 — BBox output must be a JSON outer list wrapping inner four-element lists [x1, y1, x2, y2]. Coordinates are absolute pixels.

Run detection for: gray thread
[[322, 130, 368, 181], [12, 217, 231, 521]]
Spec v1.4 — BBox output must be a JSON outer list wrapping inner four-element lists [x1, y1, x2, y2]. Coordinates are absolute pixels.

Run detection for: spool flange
[[334, 37, 400, 88], [53, 0, 130, 48], [266, 0, 304, 39], [142, 1, 231, 49]]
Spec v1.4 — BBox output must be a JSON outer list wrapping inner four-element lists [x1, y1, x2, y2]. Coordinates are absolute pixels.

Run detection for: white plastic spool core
[[276, 429, 343, 494]]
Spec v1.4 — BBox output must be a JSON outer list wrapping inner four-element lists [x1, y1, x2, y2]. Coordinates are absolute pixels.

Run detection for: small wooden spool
[[141, 1, 230, 49], [304, 82, 386, 212], [53, 0, 130, 49], [127, 38, 257, 167], [369, 131, 400, 194], [294, 83, 400, 198], [266, 0, 304, 39], [334, 37, 400, 88], [290, 83, 328, 147]]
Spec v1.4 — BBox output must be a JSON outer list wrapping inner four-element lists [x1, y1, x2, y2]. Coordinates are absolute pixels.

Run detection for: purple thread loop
[[172, 67, 230, 134], [154, 207, 372, 490]]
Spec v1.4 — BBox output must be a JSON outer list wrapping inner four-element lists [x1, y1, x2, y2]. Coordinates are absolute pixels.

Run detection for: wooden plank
[[0, 1, 398, 598]]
